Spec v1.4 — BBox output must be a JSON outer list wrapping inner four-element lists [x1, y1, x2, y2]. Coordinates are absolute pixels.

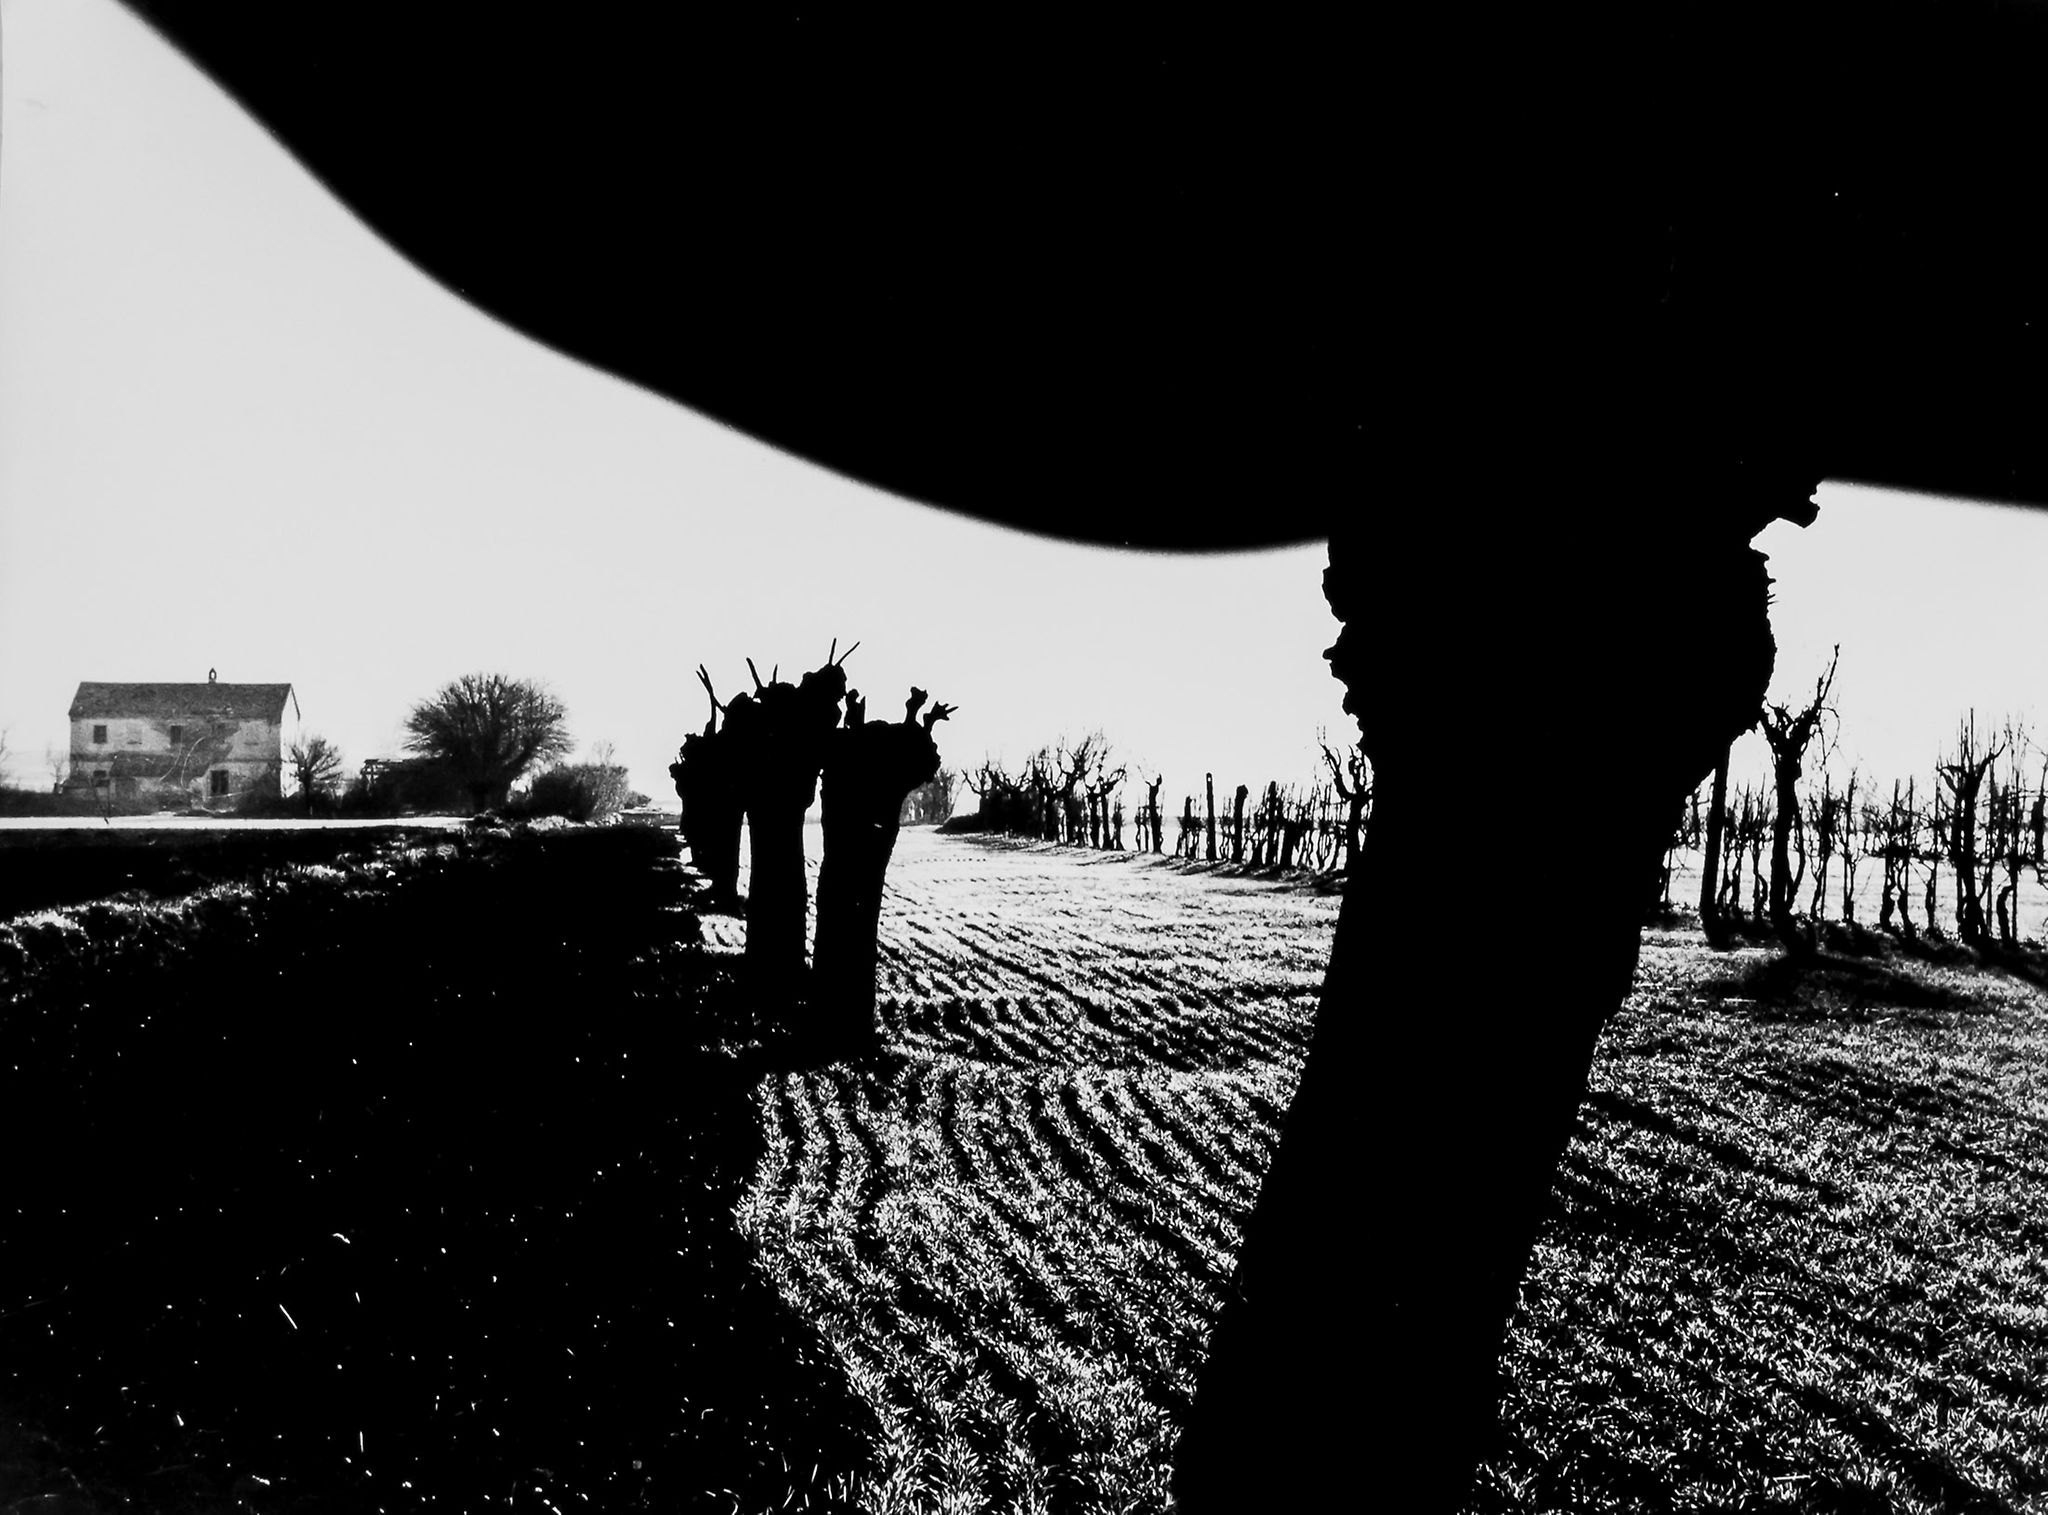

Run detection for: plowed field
[[729, 833, 1340, 1514]]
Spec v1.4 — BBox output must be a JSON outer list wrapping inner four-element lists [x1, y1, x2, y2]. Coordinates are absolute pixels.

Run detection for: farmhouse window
[[92, 724, 107, 744], [210, 770, 230, 797], [169, 724, 184, 745]]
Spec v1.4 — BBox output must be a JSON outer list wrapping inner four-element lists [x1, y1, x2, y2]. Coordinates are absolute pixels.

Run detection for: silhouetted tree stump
[[811, 695, 951, 1053], [730, 658, 848, 996], [670, 668, 744, 911]]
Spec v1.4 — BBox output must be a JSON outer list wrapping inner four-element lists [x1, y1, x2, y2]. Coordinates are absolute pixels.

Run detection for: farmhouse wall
[[66, 682, 298, 808]]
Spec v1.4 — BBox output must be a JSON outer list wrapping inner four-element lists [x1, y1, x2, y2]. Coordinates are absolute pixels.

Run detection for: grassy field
[[5, 825, 2048, 1513]]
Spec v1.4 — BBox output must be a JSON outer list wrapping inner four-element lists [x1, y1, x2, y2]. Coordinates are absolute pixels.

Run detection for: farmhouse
[[66, 672, 301, 808]]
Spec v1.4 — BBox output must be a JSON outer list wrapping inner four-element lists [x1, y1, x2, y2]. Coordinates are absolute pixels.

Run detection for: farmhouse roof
[[69, 682, 299, 722]]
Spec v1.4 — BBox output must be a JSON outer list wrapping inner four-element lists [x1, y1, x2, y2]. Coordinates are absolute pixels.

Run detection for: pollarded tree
[[1084, 747, 1127, 850], [962, 756, 1031, 834], [726, 649, 852, 991], [812, 691, 955, 1050], [288, 734, 346, 813], [671, 665, 745, 911], [1053, 733, 1103, 845], [1936, 711, 2003, 944], [404, 673, 573, 812], [1758, 645, 1838, 949]]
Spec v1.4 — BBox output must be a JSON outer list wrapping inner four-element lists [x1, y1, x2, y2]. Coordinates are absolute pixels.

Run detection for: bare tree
[[1805, 769, 1839, 924], [1083, 746, 1127, 851], [287, 734, 346, 813], [44, 743, 68, 795], [1988, 720, 2032, 946], [1319, 733, 1372, 875], [404, 673, 573, 812], [1052, 733, 1102, 845], [1923, 784, 1947, 935], [1758, 645, 1839, 949], [1835, 768, 1860, 925], [1936, 710, 2003, 945]]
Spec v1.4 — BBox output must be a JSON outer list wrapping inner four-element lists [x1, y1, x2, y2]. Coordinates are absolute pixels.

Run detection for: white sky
[[0, 0, 1346, 809], [1, 0, 2043, 814], [1739, 487, 2048, 798]]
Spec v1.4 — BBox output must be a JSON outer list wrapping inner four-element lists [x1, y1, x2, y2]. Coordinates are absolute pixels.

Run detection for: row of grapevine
[[1668, 698, 2048, 948], [954, 732, 1372, 878]]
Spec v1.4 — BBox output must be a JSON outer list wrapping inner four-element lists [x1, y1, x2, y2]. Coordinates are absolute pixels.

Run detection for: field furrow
[[735, 831, 1337, 1512]]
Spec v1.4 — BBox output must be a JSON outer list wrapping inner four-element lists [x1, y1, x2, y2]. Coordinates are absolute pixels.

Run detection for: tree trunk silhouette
[[1699, 745, 1732, 946], [1147, 777, 1164, 855], [731, 656, 849, 996], [812, 696, 948, 1053], [1204, 773, 1217, 862], [1231, 784, 1248, 863], [670, 666, 745, 911], [1938, 715, 2000, 945], [1176, 501, 1794, 1512], [1760, 646, 1837, 951]]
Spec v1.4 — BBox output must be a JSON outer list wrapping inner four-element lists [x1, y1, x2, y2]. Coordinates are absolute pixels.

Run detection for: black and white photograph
[[4, 4, 2048, 1512]]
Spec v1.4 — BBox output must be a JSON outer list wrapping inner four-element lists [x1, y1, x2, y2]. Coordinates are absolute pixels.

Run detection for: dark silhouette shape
[[1179, 504, 1797, 1509], [97, 8, 2048, 1506], [1699, 742, 1735, 945], [1936, 712, 2003, 944], [403, 672, 572, 813], [671, 666, 744, 911], [1145, 775, 1164, 855], [811, 694, 952, 1050], [1231, 783, 1249, 863], [726, 654, 848, 993], [287, 733, 344, 814], [1318, 738, 1371, 875], [1760, 645, 1840, 950]]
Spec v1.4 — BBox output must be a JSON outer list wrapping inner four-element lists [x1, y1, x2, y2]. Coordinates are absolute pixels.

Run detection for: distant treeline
[[1668, 695, 2047, 949], [943, 730, 1372, 876]]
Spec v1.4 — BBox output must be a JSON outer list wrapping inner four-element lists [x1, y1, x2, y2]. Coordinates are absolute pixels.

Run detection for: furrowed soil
[[6, 826, 2048, 1514]]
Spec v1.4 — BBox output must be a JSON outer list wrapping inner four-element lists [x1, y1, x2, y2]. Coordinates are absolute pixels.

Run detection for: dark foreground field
[[5, 827, 2048, 1513]]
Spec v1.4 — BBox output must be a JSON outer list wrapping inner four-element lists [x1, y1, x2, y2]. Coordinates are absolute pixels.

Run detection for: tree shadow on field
[[1700, 950, 1968, 1025], [0, 826, 875, 1515]]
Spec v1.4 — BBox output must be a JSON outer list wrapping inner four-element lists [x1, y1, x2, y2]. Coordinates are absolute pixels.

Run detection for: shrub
[[519, 762, 631, 824]]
